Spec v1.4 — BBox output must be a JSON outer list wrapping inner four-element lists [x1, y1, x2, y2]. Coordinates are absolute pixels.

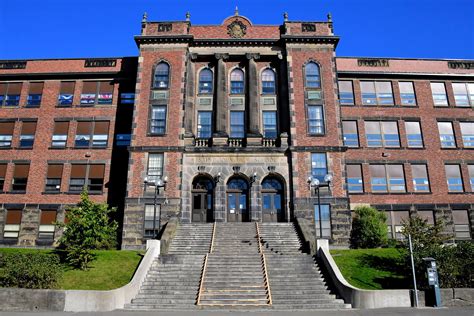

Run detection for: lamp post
[[308, 174, 333, 239], [144, 176, 168, 239]]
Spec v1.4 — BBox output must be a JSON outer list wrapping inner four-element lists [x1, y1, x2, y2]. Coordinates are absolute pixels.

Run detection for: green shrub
[[350, 206, 388, 248], [0, 252, 62, 289]]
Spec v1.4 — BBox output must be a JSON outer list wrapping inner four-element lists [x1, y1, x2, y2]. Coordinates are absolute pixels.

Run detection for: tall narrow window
[[411, 164, 430, 192], [197, 111, 212, 139], [11, 164, 29, 192], [311, 153, 327, 183], [0, 164, 6, 191], [431, 82, 448, 106], [150, 105, 167, 135], [81, 81, 97, 105], [307, 105, 324, 135], [305, 62, 321, 88], [346, 164, 363, 193], [0, 83, 21, 106], [75, 121, 92, 147], [399, 82, 416, 105], [58, 81, 75, 106], [393, 211, 409, 239], [460, 122, 474, 148], [370, 165, 387, 192], [230, 111, 245, 138], [51, 121, 69, 148], [19, 121, 37, 148], [98, 82, 113, 104], [88, 164, 105, 193], [198, 69, 213, 94], [314, 204, 331, 238], [92, 121, 109, 148], [261, 69, 276, 94], [405, 121, 423, 148], [0, 122, 15, 148], [338, 80, 354, 105], [361, 81, 394, 105], [38, 210, 56, 241], [452, 210, 471, 239], [230, 69, 244, 94], [147, 154, 164, 190], [45, 164, 63, 193], [365, 121, 382, 147], [438, 122, 456, 148], [153, 63, 170, 89], [3, 210, 22, 239], [469, 165, 474, 191], [144, 204, 161, 239], [445, 164, 463, 192], [69, 164, 87, 192], [27, 82, 43, 106], [262, 111, 277, 139], [387, 165, 406, 192], [342, 121, 359, 147], [452, 83, 470, 107]]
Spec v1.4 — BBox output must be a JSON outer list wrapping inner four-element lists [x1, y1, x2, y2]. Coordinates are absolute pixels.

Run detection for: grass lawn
[[0, 248, 144, 290], [330, 248, 410, 290]]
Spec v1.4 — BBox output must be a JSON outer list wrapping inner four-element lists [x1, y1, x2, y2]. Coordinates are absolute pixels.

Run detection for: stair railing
[[210, 222, 216, 253], [196, 253, 209, 306], [256, 223, 273, 305]]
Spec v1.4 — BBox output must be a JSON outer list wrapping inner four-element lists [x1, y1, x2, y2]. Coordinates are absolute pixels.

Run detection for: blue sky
[[0, 0, 473, 60]]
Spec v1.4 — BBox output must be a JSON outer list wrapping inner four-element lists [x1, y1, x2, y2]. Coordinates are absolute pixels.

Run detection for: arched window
[[305, 62, 321, 88], [262, 177, 283, 190], [230, 69, 245, 94], [153, 62, 169, 89], [198, 69, 213, 94], [227, 178, 249, 190], [261, 69, 276, 94]]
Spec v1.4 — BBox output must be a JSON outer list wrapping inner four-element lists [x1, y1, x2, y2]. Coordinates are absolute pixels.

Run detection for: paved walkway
[[1, 307, 474, 316]]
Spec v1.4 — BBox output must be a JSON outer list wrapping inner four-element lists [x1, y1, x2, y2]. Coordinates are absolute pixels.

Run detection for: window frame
[[229, 111, 245, 138], [197, 111, 212, 139], [304, 62, 321, 89], [370, 164, 406, 193], [445, 164, 464, 193], [460, 122, 474, 148], [153, 62, 170, 89], [437, 121, 456, 148], [261, 68, 276, 95], [149, 105, 167, 136], [430, 82, 449, 106], [399, 81, 417, 106], [230, 68, 245, 95], [342, 120, 359, 147], [80, 81, 114, 106], [314, 204, 331, 238], [311, 153, 328, 183], [198, 68, 213, 95], [404, 121, 424, 148], [262, 111, 278, 139], [146, 153, 164, 193], [452, 82, 474, 107], [360, 81, 394, 106], [307, 105, 325, 135], [338, 80, 354, 105], [346, 164, 364, 193], [411, 164, 430, 193]]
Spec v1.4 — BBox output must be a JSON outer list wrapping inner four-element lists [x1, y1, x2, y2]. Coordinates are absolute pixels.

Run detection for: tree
[[350, 205, 388, 248], [56, 190, 118, 270]]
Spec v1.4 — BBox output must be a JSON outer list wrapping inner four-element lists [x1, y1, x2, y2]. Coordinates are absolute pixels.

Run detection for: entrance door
[[192, 177, 214, 222], [227, 178, 250, 222], [262, 177, 284, 222]]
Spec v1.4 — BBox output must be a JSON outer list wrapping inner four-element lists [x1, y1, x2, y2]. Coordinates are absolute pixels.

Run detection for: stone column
[[246, 53, 262, 145], [184, 53, 197, 145], [213, 53, 229, 144]]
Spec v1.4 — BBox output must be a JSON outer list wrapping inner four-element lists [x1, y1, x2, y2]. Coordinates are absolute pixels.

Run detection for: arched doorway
[[192, 176, 214, 223], [227, 177, 250, 222], [261, 177, 285, 222]]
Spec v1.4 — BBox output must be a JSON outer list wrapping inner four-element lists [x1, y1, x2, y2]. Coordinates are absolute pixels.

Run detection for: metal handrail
[[210, 222, 216, 253], [196, 253, 209, 305], [256, 223, 273, 305]]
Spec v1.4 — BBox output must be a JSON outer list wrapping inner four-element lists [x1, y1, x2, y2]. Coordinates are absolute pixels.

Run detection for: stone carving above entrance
[[227, 20, 247, 38]]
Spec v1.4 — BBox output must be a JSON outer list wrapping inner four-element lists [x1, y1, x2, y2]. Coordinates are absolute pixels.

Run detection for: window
[[452, 83, 474, 107], [399, 82, 416, 105], [120, 92, 135, 104], [405, 121, 423, 148], [261, 69, 276, 94], [38, 210, 56, 240], [338, 80, 354, 105], [3, 210, 21, 239], [460, 122, 474, 148], [230, 111, 245, 138], [431, 82, 448, 106], [365, 121, 400, 147], [262, 111, 277, 139], [51, 121, 69, 148], [19, 121, 37, 148], [411, 164, 430, 192], [144, 204, 161, 239], [150, 105, 167, 135], [342, 121, 359, 147], [230, 69, 244, 94], [305, 62, 321, 88], [0, 122, 15, 148], [153, 63, 170, 89], [469, 165, 474, 191], [45, 164, 63, 193], [80, 81, 113, 105], [75, 121, 109, 148], [58, 81, 75, 106], [314, 204, 331, 238], [116, 134, 131, 146], [346, 164, 363, 193], [0, 164, 6, 191], [438, 122, 456, 148], [75, 121, 92, 147], [146, 154, 164, 190], [69, 164, 105, 193], [307, 105, 324, 135], [88, 164, 105, 193], [92, 122, 109, 147], [311, 153, 327, 183], [370, 164, 405, 193], [452, 210, 471, 239], [11, 164, 29, 192], [418, 210, 435, 225], [445, 164, 463, 192], [69, 164, 86, 192], [197, 111, 212, 139], [27, 82, 43, 106], [392, 211, 409, 239], [198, 68, 213, 94], [360, 81, 394, 105], [0, 83, 21, 106]]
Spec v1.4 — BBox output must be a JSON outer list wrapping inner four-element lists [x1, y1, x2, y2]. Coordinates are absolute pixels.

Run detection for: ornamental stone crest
[[227, 20, 247, 38]]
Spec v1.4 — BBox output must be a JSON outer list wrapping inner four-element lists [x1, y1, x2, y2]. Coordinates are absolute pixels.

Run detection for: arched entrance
[[261, 177, 285, 222], [226, 177, 250, 222], [192, 176, 214, 222]]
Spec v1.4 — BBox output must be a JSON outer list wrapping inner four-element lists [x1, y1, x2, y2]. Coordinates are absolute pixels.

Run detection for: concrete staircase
[[259, 223, 350, 309], [198, 223, 270, 307]]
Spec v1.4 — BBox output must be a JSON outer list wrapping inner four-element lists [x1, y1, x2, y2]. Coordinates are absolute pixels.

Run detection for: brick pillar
[[184, 53, 196, 137], [246, 53, 261, 138], [214, 53, 229, 137]]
